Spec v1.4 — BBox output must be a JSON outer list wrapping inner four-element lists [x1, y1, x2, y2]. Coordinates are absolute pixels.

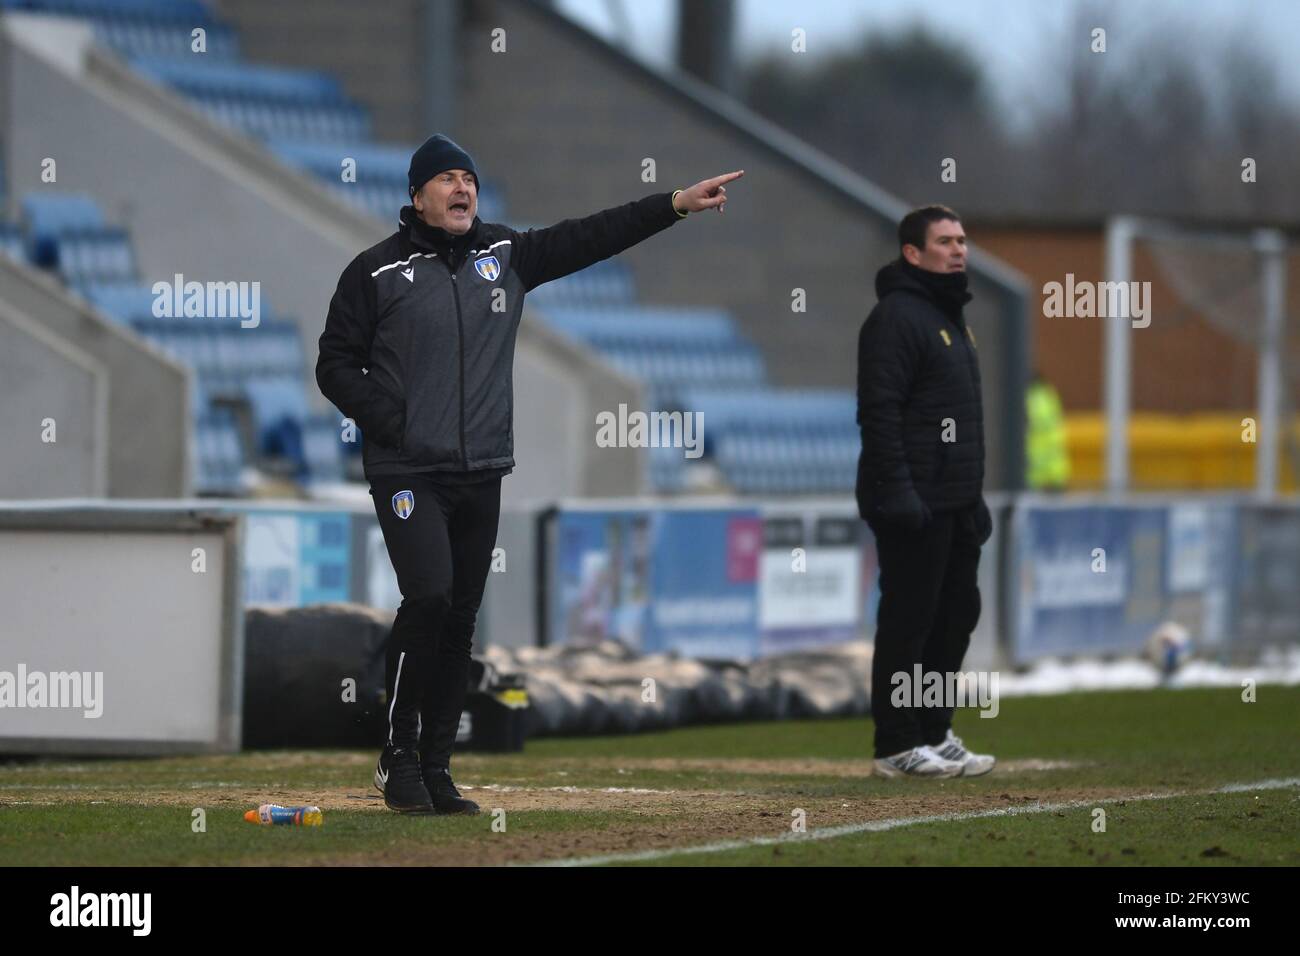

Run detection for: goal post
[[1103, 216, 1291, 496]]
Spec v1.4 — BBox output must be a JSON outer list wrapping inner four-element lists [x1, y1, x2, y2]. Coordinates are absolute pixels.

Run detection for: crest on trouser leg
[[392, 490, 415, 520]]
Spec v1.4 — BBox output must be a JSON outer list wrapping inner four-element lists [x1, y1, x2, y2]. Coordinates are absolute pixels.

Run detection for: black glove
[[972, 496, 993, 545], [362, 406, 405, 452], [372, 412, 404, 451], [869, 486, 932, 531], [361, 384, 406, 451]]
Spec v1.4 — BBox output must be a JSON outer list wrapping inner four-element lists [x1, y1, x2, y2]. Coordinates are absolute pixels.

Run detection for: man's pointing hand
[[673, 170, 744, 215]]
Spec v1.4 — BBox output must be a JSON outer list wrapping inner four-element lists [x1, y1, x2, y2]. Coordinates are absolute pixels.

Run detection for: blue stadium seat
[[677, 386, 856, 432], [0, 223, 26, 263], [79, 281, 158, 323], [95, 19, 239, 60], [526, 258, 636, 307], [243, 374, 309, 454], [2, 1, 215, 21], [130, 56, 346, 105], [648, 442, 689, 493], [239, 322, 304, 377], [20, 190, 103, 238], [54, 227, 136, 284], [0, 0, 210, 20], [130, 56, 371, 142], [126, 317, 302, 382], [670, 386, 858, 494], [267, 140, 411, 180], [267, 139, 506, 222], [191, 407, 245, 496], [199, 99, 370, 142], [301, 414, 346, 483], [536, 305, 743, 351]]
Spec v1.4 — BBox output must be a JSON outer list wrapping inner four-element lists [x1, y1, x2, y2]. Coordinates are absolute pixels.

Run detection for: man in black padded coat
[[317, 133, 743, 813], [856, 204, 996, 780]]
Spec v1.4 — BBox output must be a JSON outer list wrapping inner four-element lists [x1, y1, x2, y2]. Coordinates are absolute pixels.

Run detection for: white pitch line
[[529, 776, 1300, 867]]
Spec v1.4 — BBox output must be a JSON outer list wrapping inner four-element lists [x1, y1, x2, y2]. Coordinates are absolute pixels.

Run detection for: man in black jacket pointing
[[856, 205, 996, 780], [317, 133, 743, 813]]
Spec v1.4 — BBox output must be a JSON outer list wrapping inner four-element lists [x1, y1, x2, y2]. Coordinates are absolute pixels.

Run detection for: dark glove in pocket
[[972, 497, 993, 546], [872, 487, 932, 531]]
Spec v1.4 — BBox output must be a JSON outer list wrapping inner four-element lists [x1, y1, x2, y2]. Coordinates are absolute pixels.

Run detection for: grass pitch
[[1, 686, 1297, 866]]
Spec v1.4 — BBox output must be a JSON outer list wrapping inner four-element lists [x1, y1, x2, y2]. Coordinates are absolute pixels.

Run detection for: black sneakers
[[373, 747, 479, 815], [375, 745, 434, 814], [423, 765, 481, 815]]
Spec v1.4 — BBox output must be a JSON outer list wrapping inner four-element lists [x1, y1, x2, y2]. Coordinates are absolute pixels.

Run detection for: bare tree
[[742, 25, 1008, 210], [739, 0, 1300, 224]]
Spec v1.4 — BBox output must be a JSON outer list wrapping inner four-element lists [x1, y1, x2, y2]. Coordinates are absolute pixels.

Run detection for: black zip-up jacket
[[855, 259, 986, 523], [316, 192, 684, 478]]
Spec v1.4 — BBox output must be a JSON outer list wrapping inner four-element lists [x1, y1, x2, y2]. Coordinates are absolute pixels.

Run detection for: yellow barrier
[[1064, 414, 1300, 491]]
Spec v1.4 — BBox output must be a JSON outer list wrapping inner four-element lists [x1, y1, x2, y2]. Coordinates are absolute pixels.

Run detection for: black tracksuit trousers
[[369, 474, 501, 768], [868, 501, 983, 758]]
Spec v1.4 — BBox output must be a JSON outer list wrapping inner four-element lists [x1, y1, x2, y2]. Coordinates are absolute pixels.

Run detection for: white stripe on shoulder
[[371, 252, 438, 277], [470, 239, 512, 256]]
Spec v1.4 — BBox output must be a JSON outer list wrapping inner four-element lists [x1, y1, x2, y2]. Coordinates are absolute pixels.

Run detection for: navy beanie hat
[[408, 134, 479, 198]]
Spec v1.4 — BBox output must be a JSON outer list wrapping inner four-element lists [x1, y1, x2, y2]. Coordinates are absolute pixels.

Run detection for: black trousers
[[369, 474, 502, 767], [868, 502, 983, 758]]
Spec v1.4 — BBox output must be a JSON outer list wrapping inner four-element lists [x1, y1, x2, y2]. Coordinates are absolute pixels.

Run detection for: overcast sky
[[557, 0, 1300, 127]]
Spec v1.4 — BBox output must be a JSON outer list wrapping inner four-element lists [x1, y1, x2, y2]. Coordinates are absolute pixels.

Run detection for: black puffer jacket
[[856, 259, 986, 526]]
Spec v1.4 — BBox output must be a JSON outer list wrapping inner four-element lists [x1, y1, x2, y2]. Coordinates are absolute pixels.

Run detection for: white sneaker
[[931, 730, 996, 777], [873, 745, 964, 779]]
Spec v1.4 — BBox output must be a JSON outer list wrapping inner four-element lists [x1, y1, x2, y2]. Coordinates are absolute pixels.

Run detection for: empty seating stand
[[20, 192, 105, 265], [53, 227, 136, 284], [95, 17, 239, 60], [678, 387, 860, 494], [524, 257, 636, 308], [5, 0, 861, 497], [529, 299, 857, 493], [130, 56, 370, 141], [130, 316, 310, 454], [77, 279, 161, 324], [301, 414, 346, 483], [266, 139, 505, 224], [192, 407, 244, 496], [0, 0, 213, 19], [11, 189, 328, 492], [2, 1, 442, 490], [0, 222, 25, 261], [21, 195, 137, 296]]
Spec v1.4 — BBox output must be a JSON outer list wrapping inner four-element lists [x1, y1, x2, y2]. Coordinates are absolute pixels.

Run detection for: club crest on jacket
[[392, 490, 415, 520], [474, 256, 500, 281]]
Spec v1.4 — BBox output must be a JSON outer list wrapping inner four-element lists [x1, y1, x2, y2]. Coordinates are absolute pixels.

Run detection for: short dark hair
[[899, 205, 961, 252]]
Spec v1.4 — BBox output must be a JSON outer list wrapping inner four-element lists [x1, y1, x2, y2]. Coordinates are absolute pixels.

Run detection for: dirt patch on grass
[[0, 754, 1132, 866], [0, 784, 384, 812], [0, 757, 1089, 815], [16, 781, 1128, 866], [299, 784, 1148, 866]]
